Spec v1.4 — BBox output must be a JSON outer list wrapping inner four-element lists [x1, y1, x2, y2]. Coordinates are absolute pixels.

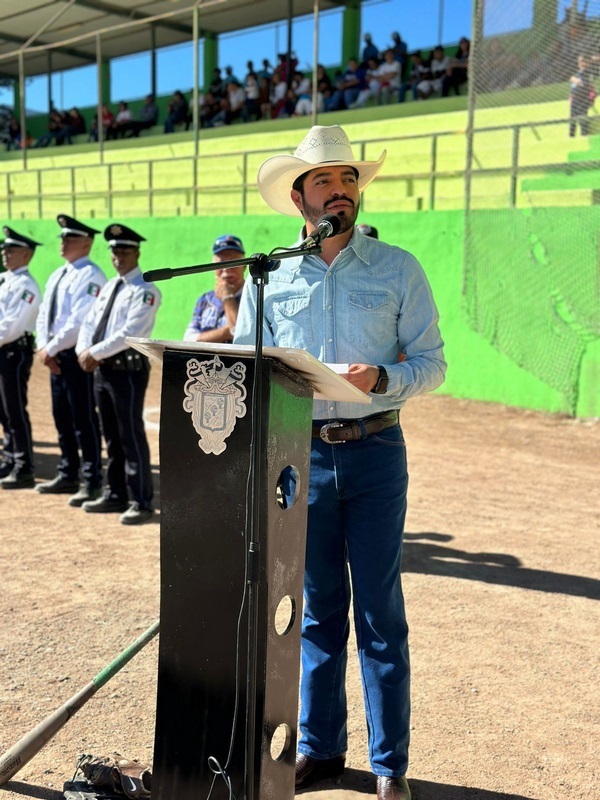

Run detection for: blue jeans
[[298, 422, 410, 777]]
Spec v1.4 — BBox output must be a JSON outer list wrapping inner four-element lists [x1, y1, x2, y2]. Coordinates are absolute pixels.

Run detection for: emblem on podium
[[183, 355, 247, 454]]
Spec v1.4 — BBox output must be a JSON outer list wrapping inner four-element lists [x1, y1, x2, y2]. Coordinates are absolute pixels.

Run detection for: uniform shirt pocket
[[272, 295, 313, 348]]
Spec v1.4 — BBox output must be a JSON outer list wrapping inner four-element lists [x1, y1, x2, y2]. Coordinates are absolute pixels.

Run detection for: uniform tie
[[47, 267, 68, 335], [92, 278, 124, 345]]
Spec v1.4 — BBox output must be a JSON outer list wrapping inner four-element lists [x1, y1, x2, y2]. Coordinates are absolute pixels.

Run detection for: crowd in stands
[[1, 29, 473, 148]]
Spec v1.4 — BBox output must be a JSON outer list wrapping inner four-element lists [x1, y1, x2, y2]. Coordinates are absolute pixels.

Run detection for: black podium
[[129, 339, 372, 800]]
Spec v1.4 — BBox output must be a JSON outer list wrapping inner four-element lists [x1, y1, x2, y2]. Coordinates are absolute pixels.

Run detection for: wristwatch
[[372, 365, 389, 394]]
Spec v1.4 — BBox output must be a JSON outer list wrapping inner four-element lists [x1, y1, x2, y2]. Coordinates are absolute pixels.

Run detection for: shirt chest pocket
[[346, 291, 392, 347], [272, 295, 313, 348], [347, 291, 390, 312]]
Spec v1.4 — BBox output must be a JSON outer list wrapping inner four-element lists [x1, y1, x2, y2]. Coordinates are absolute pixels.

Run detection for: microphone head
[[319, 214, 342, 237]]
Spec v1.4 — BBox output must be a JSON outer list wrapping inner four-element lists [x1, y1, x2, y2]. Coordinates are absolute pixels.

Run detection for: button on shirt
[[183, 288, 242, 341], [36, 256, 107, 356], [76, 267, 161, 360], [234, 229, 446, 420], [0, 267, 41, 346]]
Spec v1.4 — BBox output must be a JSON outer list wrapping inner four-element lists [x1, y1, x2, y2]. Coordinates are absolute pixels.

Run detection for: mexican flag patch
[[142, 291, 155, 306], [21, 290, 35, 304], [87, 283, 101, 297]]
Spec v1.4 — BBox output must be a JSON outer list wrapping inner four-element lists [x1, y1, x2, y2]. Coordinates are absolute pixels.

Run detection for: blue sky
[[0, 0, 590, 114]]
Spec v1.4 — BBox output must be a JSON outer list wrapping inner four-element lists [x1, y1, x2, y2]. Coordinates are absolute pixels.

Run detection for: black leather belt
[[312, 410, 398, 444]]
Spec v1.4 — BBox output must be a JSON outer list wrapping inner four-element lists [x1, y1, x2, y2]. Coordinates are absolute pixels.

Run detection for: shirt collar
[[68, 256, 94, 270], [292, 225, 371, 269], [5, 266, 29, 279], [121, 266, 142, 284]]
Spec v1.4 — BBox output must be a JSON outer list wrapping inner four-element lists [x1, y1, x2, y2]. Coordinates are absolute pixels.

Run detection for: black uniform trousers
[[0, 340, 34, 473], [94, 360, 153, 509], [50, 347, 102, 488]]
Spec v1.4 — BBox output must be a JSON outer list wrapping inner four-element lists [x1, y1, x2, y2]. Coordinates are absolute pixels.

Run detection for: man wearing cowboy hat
[[235, 125, 446, 800]]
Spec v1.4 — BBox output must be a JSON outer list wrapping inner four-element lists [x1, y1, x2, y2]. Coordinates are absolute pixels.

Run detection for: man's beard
[[301, 196, 360, 236]]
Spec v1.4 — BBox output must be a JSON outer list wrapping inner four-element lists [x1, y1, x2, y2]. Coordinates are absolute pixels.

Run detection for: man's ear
[[290, 189, 304, 213]]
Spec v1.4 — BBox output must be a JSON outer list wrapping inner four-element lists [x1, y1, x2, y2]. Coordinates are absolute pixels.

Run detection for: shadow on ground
[[403, 532, 600, 599], [298, 768, 541, 799]]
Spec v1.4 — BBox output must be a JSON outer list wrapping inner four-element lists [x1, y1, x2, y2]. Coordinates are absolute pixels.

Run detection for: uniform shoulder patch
[[142, 291, 155, 306], [21, 290, 35, 304], [87, 283, 101, 297]]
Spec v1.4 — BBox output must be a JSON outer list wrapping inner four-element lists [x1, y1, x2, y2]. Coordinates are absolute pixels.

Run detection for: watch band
[[372, 365, 389, 394]]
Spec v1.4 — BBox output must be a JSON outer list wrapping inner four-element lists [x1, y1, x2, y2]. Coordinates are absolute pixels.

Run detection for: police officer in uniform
[[36, 215, 106, 506], [76, 224, 161, 525], [0, 227, 42, 489]]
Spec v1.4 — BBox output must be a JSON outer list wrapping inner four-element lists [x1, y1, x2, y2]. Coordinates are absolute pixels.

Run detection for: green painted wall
[[11, 211, 598, 418]]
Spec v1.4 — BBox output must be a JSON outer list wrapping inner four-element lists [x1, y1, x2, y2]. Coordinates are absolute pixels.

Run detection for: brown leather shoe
[[376, 775, 411, 800], [295, 753, 345, 789]]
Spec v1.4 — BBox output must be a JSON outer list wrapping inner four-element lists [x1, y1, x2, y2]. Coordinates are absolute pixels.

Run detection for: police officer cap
[[1, 225, 42, 250], [56, 214, 101, 238], [213, 234, 244, 255], [357, 223, 379, 239], [104, 223, 147, 249]]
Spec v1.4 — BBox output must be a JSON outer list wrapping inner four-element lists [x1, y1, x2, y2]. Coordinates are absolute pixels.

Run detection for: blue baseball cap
[[213, 234, 244, 255]]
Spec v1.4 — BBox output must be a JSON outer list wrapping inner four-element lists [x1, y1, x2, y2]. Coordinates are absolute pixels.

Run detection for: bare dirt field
[[0, 359, 598, 800]]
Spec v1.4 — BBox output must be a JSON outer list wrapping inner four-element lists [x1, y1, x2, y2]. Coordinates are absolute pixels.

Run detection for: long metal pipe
[[311, 0, 320, 126]]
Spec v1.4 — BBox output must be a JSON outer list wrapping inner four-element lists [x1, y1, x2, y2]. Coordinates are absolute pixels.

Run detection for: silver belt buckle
[[320, 422, 346, 444]]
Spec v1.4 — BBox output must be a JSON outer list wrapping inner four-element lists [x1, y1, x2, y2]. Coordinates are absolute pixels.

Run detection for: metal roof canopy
[[0, 0, 346, 79]]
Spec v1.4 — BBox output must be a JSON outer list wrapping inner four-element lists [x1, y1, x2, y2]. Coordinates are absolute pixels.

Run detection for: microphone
[[300, 214, 342, 249], [142, 268, 173, 282]]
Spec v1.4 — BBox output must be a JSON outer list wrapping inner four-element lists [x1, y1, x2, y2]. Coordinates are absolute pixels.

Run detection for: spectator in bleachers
[[209, 68, 226, 100], [399, 51, 430, 102], [200, 92, 222, 128], [327, 57, 367, 111], [257, 58, 273, 82], [391, 31, 408, 69], [286, 70, 312, 117], [224, 65, 240, 86], [275, 52, 298, 84], [315, 64, 333, 107], [5, 117, 21, 151], [350, 57, 381, 108], [417, 45, 450, 98], [88, 104, 115, 142], [107, 101, 133, 140], [242, 72, 261, 122], [34, 108, 67, 148], [361, 33, 380, 68], [126, 94, 158, 137], [55, 107, 86, 145], [374, 48, 402, 104], [208, 81, 245, 127], [164, 90, 190, 133], [262, 72, 288, 119], [568, 54, 600, 136], [442, 37, 470, 96]]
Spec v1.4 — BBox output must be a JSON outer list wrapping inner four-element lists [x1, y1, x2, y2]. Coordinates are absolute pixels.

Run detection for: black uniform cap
[[357, 223, 379, 239], [1, 225, 42, 250], [57, 214, 101, 238], [104, 223, 147, 249]]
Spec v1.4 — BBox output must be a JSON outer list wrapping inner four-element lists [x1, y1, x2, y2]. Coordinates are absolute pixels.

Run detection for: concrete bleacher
[[0, 92, 596, 219]]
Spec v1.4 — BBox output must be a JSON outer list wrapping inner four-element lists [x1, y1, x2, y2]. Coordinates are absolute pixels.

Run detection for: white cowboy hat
[[257, 125, 386, 216]]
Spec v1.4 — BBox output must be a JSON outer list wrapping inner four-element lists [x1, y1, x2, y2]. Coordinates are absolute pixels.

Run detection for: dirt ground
[[0, 359, 598, 800]]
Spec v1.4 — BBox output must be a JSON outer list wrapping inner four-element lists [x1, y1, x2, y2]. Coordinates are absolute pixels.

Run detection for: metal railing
[[1, 115, 598, 219]]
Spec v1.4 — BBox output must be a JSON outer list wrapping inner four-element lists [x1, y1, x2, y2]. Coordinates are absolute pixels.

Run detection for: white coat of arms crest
[[182, 355, 247, 455]]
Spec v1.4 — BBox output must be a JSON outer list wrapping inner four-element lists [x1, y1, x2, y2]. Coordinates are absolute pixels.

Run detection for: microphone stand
[[144, 243, 322, 800]]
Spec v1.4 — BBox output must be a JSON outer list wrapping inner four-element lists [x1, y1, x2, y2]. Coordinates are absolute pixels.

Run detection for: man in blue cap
[[0, 227, 42, 489], [35, 215, 105, 506], [183, 234, 246, 343]]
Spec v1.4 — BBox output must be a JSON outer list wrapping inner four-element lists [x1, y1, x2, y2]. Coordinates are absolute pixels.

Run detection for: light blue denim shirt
[[234, 228, 446, 420]]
